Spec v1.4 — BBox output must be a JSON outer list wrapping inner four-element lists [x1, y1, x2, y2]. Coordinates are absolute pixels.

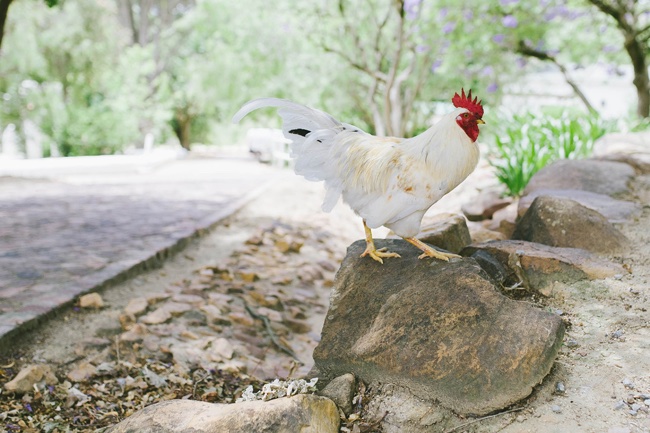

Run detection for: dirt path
[[1, 162, 649, 433]]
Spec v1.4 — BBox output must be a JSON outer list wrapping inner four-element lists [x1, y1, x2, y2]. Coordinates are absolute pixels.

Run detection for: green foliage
[[487, 110, 615, 197]]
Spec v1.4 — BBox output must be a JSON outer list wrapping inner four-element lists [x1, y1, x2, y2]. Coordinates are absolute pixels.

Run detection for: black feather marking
[[288, 128, 311, 137]]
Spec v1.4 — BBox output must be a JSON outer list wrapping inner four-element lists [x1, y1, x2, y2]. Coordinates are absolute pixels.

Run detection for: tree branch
[[516, 41, 598, 114]]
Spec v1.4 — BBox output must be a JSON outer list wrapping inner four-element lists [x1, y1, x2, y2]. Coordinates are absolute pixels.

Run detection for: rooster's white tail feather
[[233, 98, 352, 211]]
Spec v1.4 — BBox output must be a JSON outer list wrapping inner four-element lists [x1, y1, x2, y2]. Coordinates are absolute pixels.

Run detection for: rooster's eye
[[463, 113, 469, 118]]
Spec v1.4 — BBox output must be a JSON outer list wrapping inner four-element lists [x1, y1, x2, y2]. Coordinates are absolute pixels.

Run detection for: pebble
[[614, 401, 627, 410], [555, 381, 566, 394], [551, 405, 562, 413], [79, 293, 104, 308], [631, 403, 642, 411], [645, 399, 650, 406], [565, 339, 579, 348], [622, 378, 635, 389], [611, 330, 624, 339], [3, 364, 58, 394], [614, 274, 624, 280]]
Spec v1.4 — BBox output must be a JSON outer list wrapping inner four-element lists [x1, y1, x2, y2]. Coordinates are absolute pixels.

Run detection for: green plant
[[487, 110, 615, 197]]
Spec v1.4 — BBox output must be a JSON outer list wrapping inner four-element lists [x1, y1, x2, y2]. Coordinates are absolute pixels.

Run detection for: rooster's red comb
[[452, 89, 484, 118]]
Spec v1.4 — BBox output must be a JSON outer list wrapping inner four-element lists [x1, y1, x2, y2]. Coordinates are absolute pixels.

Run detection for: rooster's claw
[[361, 247, 401, 264]]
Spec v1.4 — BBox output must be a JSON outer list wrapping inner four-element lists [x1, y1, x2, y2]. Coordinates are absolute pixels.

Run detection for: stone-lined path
[[0, 153, 282, 346]]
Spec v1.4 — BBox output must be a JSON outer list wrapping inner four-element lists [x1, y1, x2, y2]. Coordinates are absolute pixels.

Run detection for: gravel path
[[0, 155, 280, 347]]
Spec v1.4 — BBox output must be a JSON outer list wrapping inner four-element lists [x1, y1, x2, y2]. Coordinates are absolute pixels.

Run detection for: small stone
[[551, 405, 562, 413], [614, 274, 624, 280], [565, 339, 579, 348], [124, 297, 148, 316], [67, 362, 97, 383], [629, 410, 637, 416], [614, 401, 627, 410], [631, 403, 642, 411], [644, 399, 650, 406], [555, 381, 566, 394], [622, 378, 634, 389], [516, 415, 525, 423], [107, 395, 339, 433], [319, 374, 357, 416], [79, 293, 104, 308], [611, 330, 624, 339], [3, 364, 58, 394]]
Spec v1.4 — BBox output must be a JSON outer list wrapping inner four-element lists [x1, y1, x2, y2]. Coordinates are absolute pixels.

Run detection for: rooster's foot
[[360, 246, 401, 264], [404, 237, 461, 261], [417, 250, 461, 261]]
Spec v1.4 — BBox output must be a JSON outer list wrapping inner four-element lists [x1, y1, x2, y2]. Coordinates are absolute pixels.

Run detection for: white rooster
[[233, 89, 485, 264]]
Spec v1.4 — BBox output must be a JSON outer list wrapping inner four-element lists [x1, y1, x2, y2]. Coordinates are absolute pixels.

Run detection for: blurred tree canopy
[[0, 0, 646, 155]]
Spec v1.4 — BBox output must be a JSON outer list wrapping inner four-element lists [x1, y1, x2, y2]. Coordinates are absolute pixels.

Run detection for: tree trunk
[[586, 0, 650, 118], [172, 110, 192, 150], [0, 0, 13, 51], [625, 36, 650, 118]]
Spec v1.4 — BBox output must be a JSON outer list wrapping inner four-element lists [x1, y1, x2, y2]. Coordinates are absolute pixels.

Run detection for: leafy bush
[[486, 110, 615, 197]]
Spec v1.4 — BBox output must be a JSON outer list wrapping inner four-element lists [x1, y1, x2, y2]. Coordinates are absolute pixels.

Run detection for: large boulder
[[462, 240, 626, 294], [512, 196, 628, 254], [106, 395, 339, 433], [523, 159, 635, 198], [517, 189, 641, 224], [313, 239, 565, 416]]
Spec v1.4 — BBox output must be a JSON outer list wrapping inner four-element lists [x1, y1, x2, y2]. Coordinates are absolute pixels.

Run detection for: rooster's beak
[[477, 119, 486, 124]]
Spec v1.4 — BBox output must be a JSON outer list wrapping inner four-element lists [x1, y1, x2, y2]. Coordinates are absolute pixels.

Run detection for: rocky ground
[[1, 150, 650, 432]]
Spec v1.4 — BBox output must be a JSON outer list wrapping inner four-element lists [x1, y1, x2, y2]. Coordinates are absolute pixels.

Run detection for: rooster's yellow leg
[[404, 237, 461, 261], [360, 221, 401, 264]]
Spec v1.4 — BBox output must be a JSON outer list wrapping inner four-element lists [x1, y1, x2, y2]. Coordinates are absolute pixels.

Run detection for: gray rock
[[410, 213, 472, 254], [551, 405, 562, 413], [512, 196, 628, 254], [469, 249, 508, 287], [517, 189, 641, 224], [106, 395, 340, 433], [3, 364, 58, 394], [524, 159, 635, 198], [314, 239, 565, 416], [318, 373, 357, 416], [461, 240, 626, 293], [622, 378, 635, 389]]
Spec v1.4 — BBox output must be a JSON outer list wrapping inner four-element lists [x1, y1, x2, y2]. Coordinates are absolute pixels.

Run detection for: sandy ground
[[4, 159, 650, 433]]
